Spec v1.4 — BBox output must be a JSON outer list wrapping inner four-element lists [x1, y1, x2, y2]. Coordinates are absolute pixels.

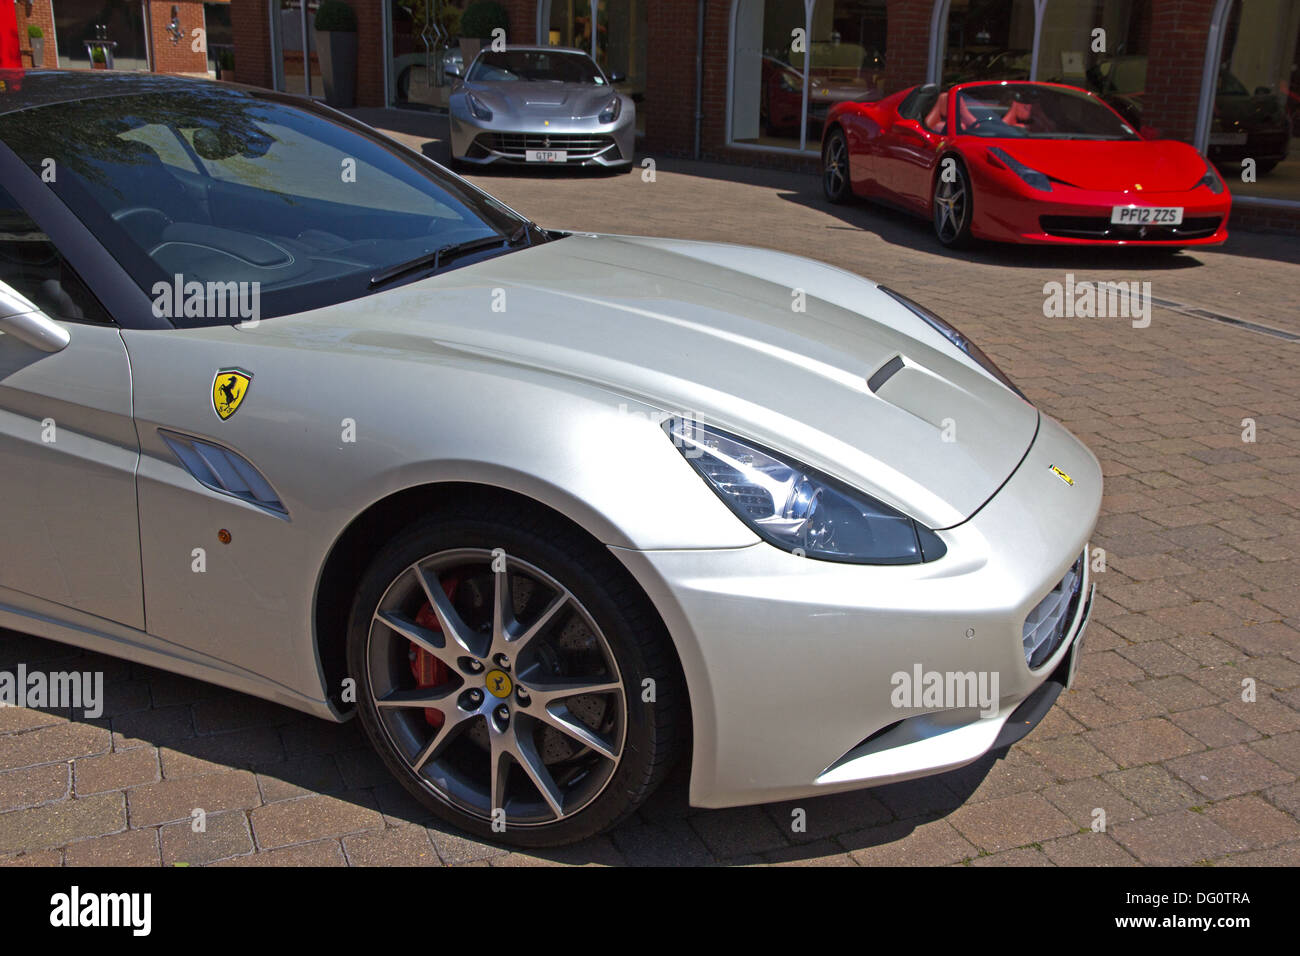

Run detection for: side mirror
[[0, 283, 70, 353], [445, 63, 462, 79]]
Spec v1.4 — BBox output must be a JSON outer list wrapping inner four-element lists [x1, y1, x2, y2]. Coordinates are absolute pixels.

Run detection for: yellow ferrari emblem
[[1049, 464, 1074, 486], [485, 669, 513, 699], [212, 368, 252, 421]]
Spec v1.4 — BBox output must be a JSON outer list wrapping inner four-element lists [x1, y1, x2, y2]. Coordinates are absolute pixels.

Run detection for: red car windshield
[[956, 84, 1139, 140]]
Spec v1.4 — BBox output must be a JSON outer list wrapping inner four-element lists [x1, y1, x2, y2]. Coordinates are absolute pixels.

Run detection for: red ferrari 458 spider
[[822, 80, 1231, 248]]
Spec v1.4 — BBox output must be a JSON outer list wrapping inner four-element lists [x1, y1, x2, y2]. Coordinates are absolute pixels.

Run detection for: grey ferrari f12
[[0, 73, 1098, 847], [448, 46, 636, 169]]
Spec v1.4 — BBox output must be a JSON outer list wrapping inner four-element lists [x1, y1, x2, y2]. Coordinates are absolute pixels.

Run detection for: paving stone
[[1112, 810, 1248, 865], [0, 792, 126, 855], [947, 792, 1077, 853], [64, 827, 161, 867], [250, 792, 383, 849], [1087, 717, 1204, 767], [74, 748, 160, 795], [161, 811, 254, 865], [0, 763, 69, 811], [1167, 745, 1292, 800], [127, 770, 261, 827]]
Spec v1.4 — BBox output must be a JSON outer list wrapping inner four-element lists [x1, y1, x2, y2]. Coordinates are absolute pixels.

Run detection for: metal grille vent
[[1023, 555, 1083, 668], [159, 430, 288, 516]]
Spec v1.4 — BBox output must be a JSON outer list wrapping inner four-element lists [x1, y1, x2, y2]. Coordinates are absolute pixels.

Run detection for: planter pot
[[30, 38, 44, 68], [92, 60, 107, 70], [318, 31, 357, 108]]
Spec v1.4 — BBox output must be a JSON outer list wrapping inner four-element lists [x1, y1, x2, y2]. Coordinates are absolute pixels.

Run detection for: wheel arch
[[312, 481, 692, 739]]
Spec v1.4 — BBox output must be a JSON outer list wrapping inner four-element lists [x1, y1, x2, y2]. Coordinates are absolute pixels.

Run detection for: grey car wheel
[[933, 157, 974, 247], [823, 128, 851, 203], [347, 506, 683, 846]]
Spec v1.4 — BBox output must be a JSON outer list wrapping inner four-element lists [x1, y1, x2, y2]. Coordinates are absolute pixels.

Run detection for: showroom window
[[1205, 0, 1300, 203], [1036, 0, 1152, 131], [729, 0, 888, 152], [939, 0, 1035, 85]]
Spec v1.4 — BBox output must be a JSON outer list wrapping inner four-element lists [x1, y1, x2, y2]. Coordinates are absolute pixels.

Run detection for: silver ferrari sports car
[[448, 46, 635, 169], [0, 73, 1098, 847]]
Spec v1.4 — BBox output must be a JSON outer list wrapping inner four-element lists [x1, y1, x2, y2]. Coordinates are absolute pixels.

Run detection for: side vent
[[159, 429, 289, 517]]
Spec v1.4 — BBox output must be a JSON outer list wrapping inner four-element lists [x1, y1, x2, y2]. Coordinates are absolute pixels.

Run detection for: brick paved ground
[[2, 113, 1297, 866]]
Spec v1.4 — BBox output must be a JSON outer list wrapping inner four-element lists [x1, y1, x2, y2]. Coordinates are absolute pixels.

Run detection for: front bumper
[[971, 177, 1231, 246], [449, 113, 635, 168], [612, 413, 1102, 809]]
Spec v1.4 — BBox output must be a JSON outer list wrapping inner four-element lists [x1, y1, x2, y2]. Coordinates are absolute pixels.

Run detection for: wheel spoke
[[410, 710, 472, 772], [416, 564, 487, 658], [524, 677, 623, 709], [536, 705, 620, 761], [509, 591, 569, 655], [489, 735, 512, 815], [510, 727, 565, 818], [376, 685, 460, 709], [490, 556, 517, 657], [375, 610, 454, 663]]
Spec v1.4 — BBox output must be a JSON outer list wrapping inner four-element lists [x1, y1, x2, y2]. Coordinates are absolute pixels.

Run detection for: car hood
[[465, 81, 619, 118], [257, 235, 1038, 529], [978, 138, 1207, 191]]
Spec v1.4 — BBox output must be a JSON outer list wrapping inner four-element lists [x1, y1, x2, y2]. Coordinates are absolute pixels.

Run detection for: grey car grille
[[479, 133, 617, 160], [1023, 554, 1084, 668], [159, 430, 288, 516]]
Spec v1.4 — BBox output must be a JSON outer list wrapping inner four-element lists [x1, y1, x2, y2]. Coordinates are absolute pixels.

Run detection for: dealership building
[[7, 0, 1298, 226]]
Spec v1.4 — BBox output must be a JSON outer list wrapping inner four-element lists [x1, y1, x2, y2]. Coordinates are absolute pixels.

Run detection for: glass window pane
[[1210, 0, 1299, 201], [731, 0, 809, 149], [941, 0, 1035, 86], [808, 0, 887, 141]]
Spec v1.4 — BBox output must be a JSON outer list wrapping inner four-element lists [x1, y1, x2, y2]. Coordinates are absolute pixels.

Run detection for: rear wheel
[[347, 505, 683, 847], [933, 157, 974, 247], [823, 128, 851, 203]]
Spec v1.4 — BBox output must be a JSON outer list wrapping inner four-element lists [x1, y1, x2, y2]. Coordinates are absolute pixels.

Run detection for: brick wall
[[148, 0, 211, 74], [14, 0, 56, 68], [229, 0, 272, 87], [881, 0, 930, 94], [1142, 0, 1215, 142]]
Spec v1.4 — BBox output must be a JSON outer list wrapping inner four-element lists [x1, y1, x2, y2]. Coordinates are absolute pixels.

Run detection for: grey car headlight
[[599, 96, 621, 124], [877, 286, 1028, 401], [664, 418, 946, 565], [467, 92, 493, 121]]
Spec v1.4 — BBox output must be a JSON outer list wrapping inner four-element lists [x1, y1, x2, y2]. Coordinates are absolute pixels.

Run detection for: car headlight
[[598, 96, 621, 124], [877, 286, 1028, 401], [663, 418, 947, 565], [1198, 156, 1225, 194], [467, 92, 493, 121], [987, 146, 1052, 192]]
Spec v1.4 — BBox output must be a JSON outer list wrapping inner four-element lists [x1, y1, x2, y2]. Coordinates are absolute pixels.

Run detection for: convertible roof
[[0, 70, 243, 116]]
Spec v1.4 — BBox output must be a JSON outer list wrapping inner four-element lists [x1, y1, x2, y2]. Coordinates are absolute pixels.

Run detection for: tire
[[933, 156, 974, 248], [346, 503, 684, 847], [822, 127, 851, 204]]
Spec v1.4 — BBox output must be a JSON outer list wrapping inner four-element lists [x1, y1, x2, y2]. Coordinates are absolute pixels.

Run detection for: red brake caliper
[[409, 575, 459, 729]]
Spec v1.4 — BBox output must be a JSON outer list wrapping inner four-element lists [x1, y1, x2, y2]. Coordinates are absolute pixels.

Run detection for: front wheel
[[933, 157, 974, 247], [823, 128, 851, 203], [346, 505, 684, 847]]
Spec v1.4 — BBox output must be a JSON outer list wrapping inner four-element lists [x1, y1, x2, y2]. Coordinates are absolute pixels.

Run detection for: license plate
[[1066, 584, 1095, 689], [525, 149, 567, 163], [1110, 205, 1183, 225], [1209, 132, 1248, 145]]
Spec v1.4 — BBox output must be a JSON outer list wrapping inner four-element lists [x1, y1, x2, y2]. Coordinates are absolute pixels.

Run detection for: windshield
[[467, 50, 607, 85], [0, 86, 533, 325], [956, 83, 1138, 140]]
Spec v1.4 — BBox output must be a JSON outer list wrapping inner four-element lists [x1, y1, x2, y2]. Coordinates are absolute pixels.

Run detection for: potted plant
[[315, 0, 358, 108], [27, 25, 44, 68], [458, 1, 508, 72], [91, 47, 107, 70]]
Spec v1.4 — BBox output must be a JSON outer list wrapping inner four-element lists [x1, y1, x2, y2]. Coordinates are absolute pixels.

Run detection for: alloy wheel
[[365, 548, 626, 828]]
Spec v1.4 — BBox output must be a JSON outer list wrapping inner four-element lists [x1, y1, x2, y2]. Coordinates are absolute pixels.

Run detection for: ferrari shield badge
[[212, 368, 252, 421]]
